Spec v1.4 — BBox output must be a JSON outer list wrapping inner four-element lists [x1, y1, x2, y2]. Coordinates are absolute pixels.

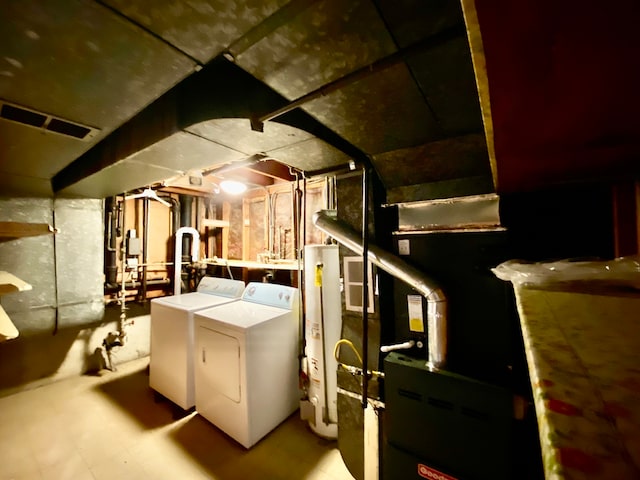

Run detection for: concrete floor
[[0, 357, 354, 480]]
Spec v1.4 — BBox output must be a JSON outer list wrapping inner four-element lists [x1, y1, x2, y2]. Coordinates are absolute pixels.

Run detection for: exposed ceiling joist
[[246, 160, 296, 182]]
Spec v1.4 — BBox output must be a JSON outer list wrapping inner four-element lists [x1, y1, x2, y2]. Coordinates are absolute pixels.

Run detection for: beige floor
[[0, 358, 354, 480]]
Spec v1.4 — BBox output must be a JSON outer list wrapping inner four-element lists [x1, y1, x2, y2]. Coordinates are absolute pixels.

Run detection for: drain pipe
[[180, 195, 194, 255], [293, 172, 306, 389], [103, 193, 128, 371], [141, 196, 150, 302], [360, 169, 377, 480], [174, 227, 200, 295], [361, 168, 369, 409], [104, 196, 118, 286], [312, 210, 448, 369]]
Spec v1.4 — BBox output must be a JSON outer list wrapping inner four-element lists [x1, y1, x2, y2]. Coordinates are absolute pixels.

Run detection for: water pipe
[[174, 227, 200, 295]]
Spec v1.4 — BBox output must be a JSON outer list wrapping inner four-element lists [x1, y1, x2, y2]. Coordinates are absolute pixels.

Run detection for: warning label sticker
[[407, 295, 424, 333]]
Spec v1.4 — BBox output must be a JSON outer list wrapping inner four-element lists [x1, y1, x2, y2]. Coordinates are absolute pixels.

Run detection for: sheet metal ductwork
[[312, 209, 447, 368]]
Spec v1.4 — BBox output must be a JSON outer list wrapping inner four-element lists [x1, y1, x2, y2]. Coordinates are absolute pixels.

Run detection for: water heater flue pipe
[[312, 210, 448, 369], [174, 227, 200, 295]]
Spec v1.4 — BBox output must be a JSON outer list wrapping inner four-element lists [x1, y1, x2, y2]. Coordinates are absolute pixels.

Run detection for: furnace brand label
[[407, 295, 424, 332], [417, 463, 458, 480]]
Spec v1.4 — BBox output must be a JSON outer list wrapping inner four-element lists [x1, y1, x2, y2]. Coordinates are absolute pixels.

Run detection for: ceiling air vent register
[[0, 100, 99, 141]]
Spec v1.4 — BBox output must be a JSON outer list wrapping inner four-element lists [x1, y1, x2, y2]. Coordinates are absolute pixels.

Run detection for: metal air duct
[[312, 210, 448, 369]]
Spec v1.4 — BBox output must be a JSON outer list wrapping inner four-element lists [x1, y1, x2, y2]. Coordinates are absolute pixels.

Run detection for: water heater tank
[[303, 245, 342, 438]]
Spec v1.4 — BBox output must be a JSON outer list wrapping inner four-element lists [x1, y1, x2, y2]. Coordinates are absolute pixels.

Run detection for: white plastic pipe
[[380, 340, 415, 353], [174, 227, 200, 295]]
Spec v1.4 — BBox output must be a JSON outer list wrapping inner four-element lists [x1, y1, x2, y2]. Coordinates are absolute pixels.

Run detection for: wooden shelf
[[0, 305, 19, 341], [0, 271, 30, 342], [0, 271, 32, 295], [201, 219, 229, 228], [204, 258, 300, 271], [0, 221, 56, 242]]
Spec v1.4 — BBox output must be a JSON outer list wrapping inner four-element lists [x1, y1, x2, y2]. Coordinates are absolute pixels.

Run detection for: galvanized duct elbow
[[312, 210, 447, 369]]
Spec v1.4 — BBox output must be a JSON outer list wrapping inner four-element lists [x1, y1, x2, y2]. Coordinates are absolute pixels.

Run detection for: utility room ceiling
[[1, 0, 638, 200]]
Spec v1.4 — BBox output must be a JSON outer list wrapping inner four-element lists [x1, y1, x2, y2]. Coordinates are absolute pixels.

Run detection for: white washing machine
[[150, 276, 245, 410], [194, 282, 300, 448]]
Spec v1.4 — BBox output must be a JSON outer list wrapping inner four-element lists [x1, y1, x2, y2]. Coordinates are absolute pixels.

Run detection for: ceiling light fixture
[[220, 180, 247, 195]]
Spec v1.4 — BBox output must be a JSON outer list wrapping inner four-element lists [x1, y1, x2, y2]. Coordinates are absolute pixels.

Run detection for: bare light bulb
[[220, 180, 247, 195]]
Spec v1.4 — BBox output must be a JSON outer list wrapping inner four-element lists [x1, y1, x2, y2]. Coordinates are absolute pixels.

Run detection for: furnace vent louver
[[0, 100, 99, 141]]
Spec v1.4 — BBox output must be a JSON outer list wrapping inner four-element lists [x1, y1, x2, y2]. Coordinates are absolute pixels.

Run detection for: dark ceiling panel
[[0, 0, 195, 130], [266, 137, 351, 171], [371, 133, 490, 188], [0, 0, 490, 198], [103, 0, 289, 64], [302, 63, 441, 154], [374, 0, 464, 48], [57, 160, 181, 199], [407, 36, 483, 136], [185, 118, 313, 154], [126, 132, 246, 172], [236, 0, 396, 100], [0, 120, 93, 178]]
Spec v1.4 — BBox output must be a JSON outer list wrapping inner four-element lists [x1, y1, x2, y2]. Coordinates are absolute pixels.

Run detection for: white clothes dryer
[[150, 276, 245, 410], [194, 282, 300, 448]]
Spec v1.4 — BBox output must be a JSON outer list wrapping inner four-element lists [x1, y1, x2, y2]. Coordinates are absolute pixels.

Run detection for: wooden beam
[[246, 160, 296, 181], [224, 168, 275, 187], [460, 0, 498, 191]]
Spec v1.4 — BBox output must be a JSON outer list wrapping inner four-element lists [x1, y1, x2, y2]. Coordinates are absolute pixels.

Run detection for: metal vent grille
[[0, 100, 99, 141]]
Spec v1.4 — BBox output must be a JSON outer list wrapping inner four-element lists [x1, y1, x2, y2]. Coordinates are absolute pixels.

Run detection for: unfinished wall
[[228, 198, 243, 259]]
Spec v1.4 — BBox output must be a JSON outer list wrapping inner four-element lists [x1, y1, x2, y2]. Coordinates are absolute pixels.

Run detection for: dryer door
[[199, 326, 241, 403]]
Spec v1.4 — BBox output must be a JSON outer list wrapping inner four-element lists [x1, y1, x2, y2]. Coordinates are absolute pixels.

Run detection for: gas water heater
[[303, 245, 342, 438]]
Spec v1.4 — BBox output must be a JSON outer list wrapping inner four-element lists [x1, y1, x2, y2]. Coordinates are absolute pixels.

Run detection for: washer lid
[[151, 292, 238, 311], [196, 301, 289, 330]]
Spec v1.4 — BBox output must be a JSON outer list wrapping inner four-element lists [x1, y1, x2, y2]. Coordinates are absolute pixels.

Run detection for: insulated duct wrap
[[53, 199, 104, 328], [0, 198, 104, 335], [0, 198, 56, 334]]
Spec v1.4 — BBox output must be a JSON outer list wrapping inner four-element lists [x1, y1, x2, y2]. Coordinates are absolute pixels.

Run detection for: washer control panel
[[197, 277, 245, 298], [242, 282, 298, 310]]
